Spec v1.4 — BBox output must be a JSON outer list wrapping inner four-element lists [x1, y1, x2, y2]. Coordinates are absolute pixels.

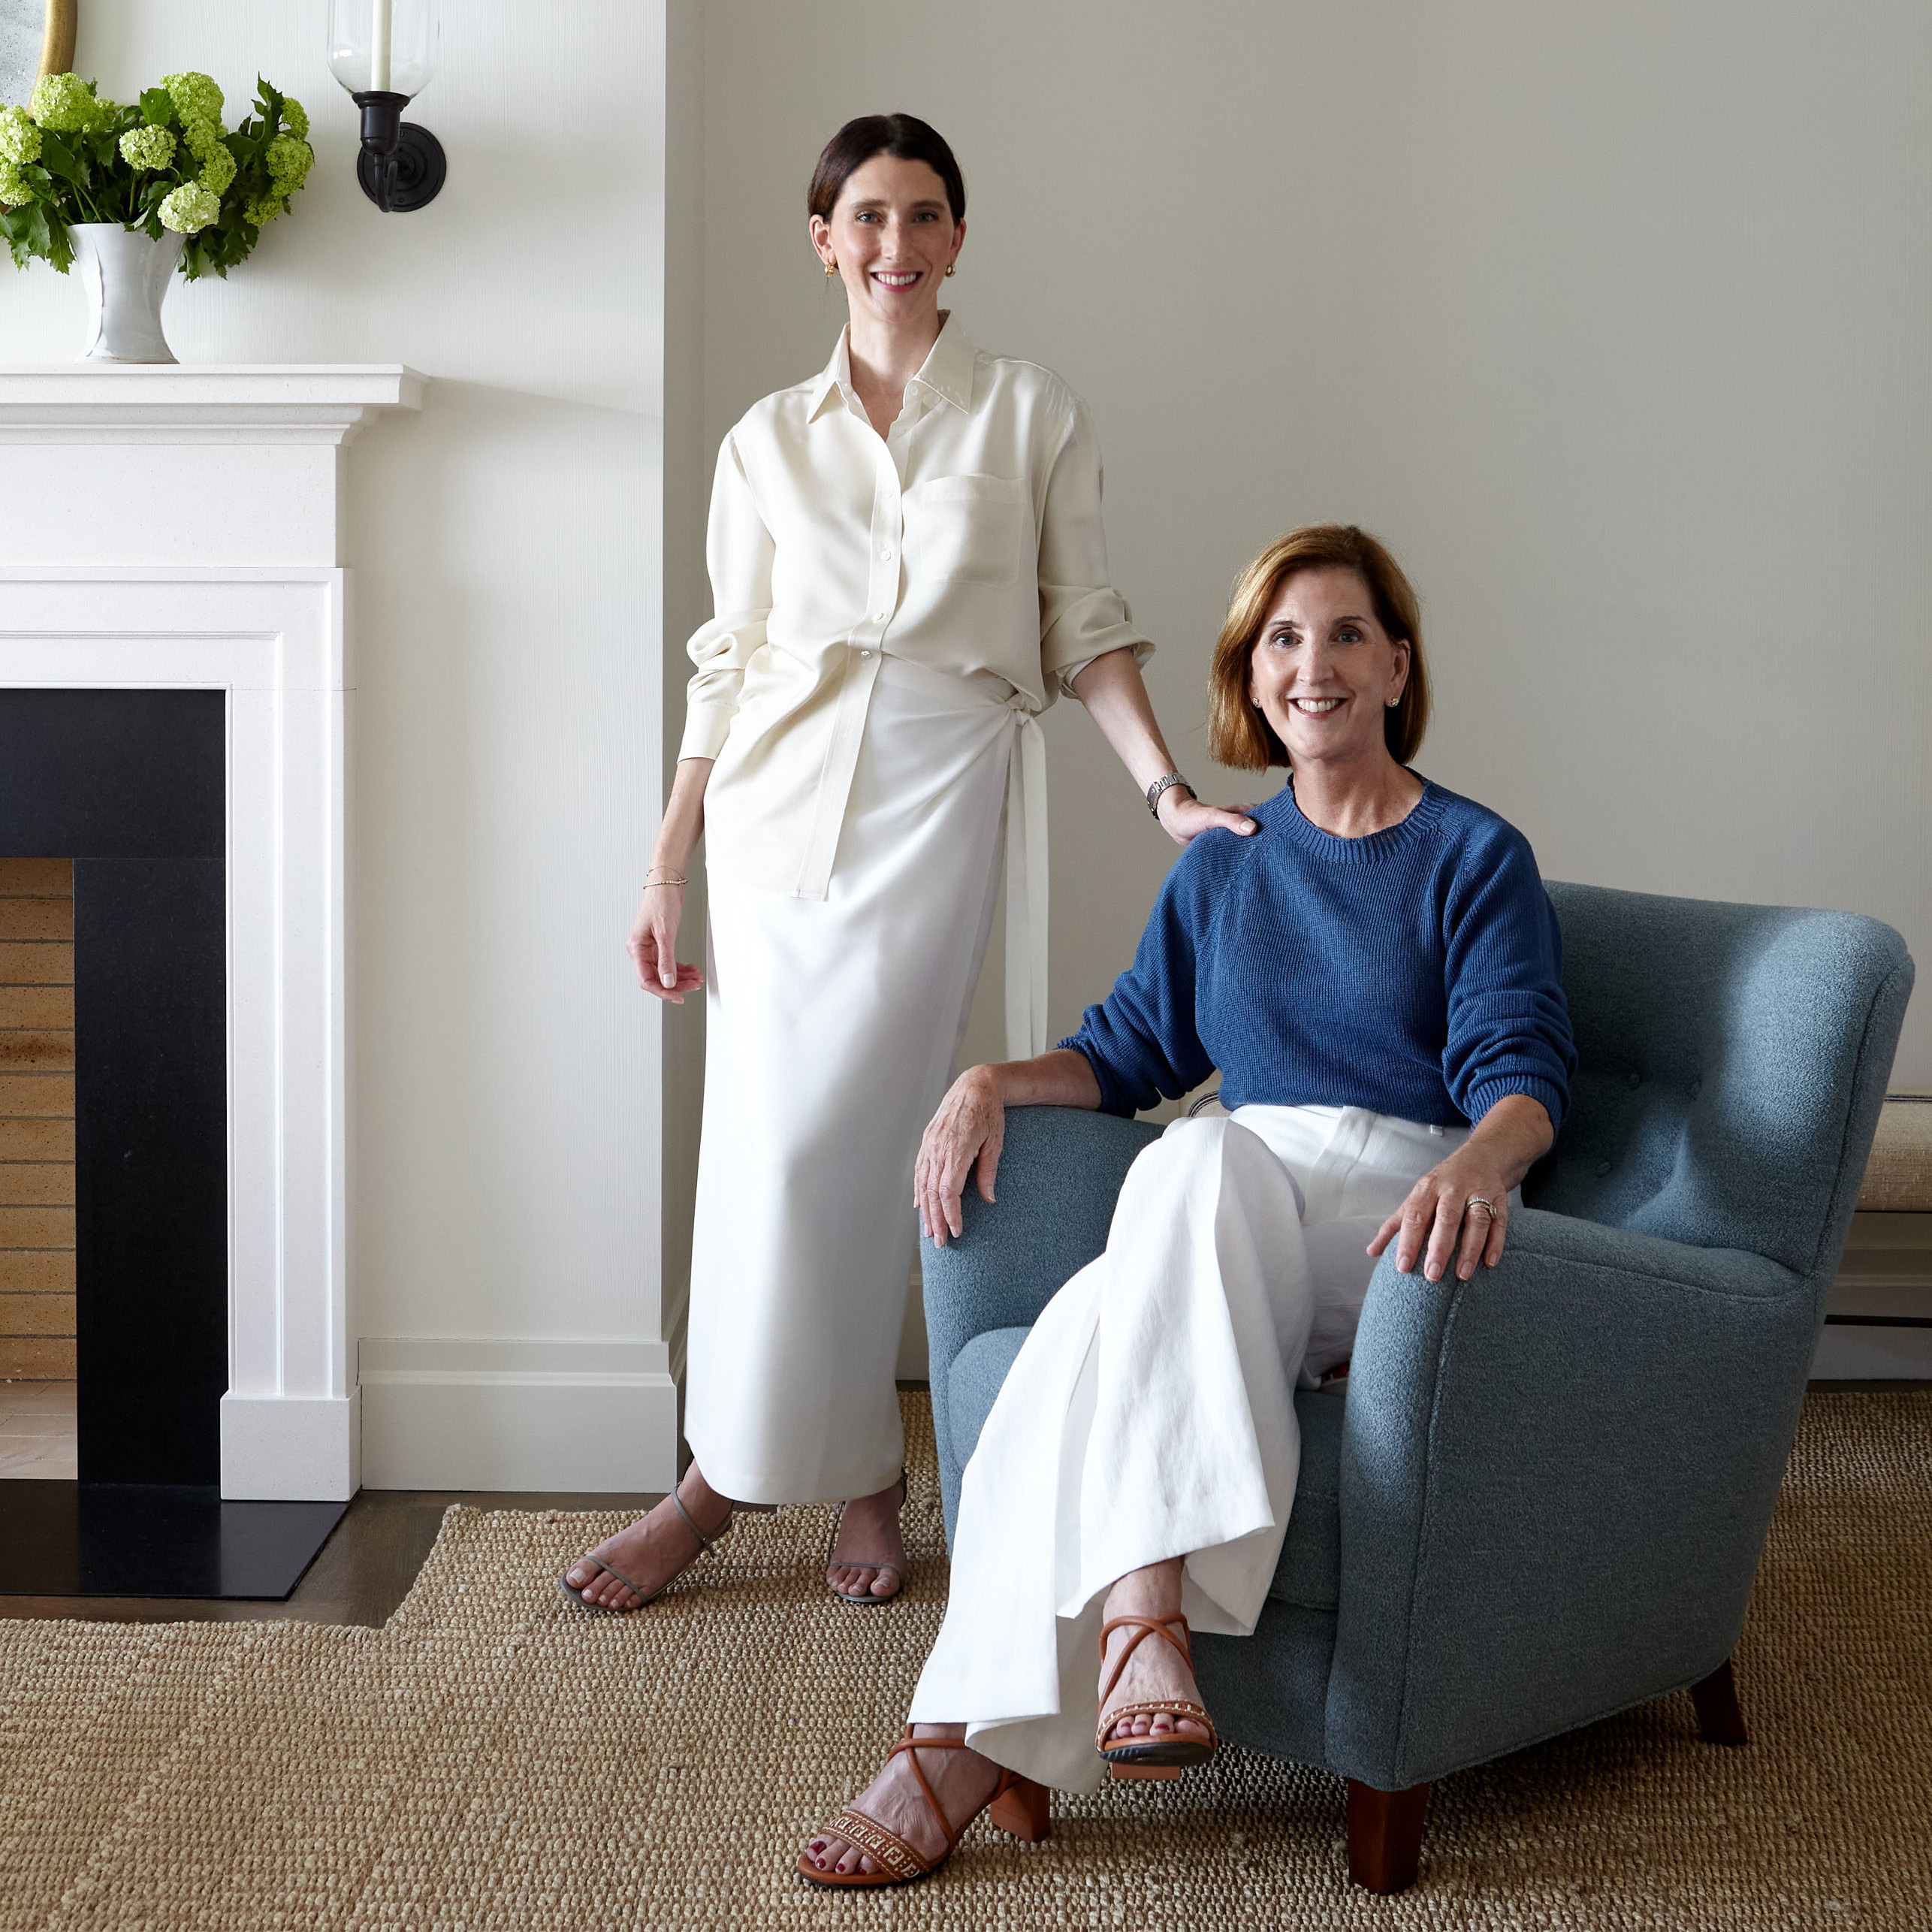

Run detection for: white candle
[[370, 0, 394, 91]]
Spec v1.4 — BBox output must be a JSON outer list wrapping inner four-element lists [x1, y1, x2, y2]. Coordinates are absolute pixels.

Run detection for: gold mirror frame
[[40, 0, 75, 78]]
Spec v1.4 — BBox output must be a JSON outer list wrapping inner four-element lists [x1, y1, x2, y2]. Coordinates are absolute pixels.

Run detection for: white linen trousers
[[910, 1102, 1495, 1793], [684, 654, 1044, 1506]]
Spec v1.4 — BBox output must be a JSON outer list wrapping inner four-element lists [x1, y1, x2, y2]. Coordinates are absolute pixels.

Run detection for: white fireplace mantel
[[0, 365, 423, 572], [0, 364, 424, 1500]]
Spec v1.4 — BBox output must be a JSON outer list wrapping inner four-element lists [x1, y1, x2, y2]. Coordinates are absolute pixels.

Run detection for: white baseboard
[[358, 1337, 678, 1492], [1810, 1324, 1932, 1379], [220, 1391, 361, 1501]]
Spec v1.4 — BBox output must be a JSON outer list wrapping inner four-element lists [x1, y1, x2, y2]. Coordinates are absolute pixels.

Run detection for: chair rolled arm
[[1325, 1206, 1814, 1789]]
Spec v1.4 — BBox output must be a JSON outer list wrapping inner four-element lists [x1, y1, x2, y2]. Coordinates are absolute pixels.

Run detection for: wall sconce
[[328, 0, 445, 213]]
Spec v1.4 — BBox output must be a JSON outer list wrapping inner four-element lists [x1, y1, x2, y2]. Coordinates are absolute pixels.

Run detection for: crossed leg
[[801, 1556, 1209, 1879]]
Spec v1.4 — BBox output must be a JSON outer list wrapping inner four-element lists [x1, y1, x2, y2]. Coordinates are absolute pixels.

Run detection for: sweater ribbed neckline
[[1266, 774, 1446, 863]]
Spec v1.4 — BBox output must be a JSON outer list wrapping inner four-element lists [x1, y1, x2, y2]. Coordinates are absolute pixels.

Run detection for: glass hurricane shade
[[328, 0, 439, 98]]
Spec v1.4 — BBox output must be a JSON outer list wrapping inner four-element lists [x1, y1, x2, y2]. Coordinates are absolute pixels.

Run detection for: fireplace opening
[[0, 691, 346, 1598]]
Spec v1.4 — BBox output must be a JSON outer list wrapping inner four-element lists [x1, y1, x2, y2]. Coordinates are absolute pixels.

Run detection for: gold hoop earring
[[825, 259, 837, 278], [945, 262, 956, 276]]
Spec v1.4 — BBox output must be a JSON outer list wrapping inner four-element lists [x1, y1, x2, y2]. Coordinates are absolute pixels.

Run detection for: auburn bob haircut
[[1206, 525, 1430, 771]]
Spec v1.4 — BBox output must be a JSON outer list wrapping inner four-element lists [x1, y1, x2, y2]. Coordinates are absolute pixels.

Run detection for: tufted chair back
[[1527, 882, 1910, 1282]]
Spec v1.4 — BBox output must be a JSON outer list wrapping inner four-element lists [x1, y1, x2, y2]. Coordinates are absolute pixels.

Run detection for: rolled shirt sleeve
[[1037, 397, 1153, 696], [678, 433, 774, 763]]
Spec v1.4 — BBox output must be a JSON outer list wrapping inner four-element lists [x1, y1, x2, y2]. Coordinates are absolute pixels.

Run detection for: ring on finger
[[1466, 1196, 1498, 1219]]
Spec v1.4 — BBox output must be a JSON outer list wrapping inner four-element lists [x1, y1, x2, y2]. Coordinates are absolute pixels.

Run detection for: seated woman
[[798, 524, 1576, 1888]]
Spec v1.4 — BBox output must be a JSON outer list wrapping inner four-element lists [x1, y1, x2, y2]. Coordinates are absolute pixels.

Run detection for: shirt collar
[[807, 313, 980, 422], [907, 313, 979, 413]]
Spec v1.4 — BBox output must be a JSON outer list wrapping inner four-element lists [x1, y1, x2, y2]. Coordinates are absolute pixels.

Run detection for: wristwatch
[[1146, 771, 1195, 817]]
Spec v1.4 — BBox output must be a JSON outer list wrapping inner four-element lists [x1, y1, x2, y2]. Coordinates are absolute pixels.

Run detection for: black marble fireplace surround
[[0, 690, 344, 1597]]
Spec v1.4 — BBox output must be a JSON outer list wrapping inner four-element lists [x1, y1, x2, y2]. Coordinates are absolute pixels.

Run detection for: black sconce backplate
[[351, 91, 447, 213]]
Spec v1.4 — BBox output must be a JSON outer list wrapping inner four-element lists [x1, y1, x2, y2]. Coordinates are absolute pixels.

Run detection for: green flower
[[0, 159, 36, 207], [197, 143, 237, 197], [162, 71, 224, 128], [158, 181, 222, 234], [281, 97, 309, 142], [0, 104, 41, 166], [266, 134, 312, 195], [180, 114, 225, 163], [29, 72, 107, 133], [118, 124, 177, 171], [244, 194, 284, 228]]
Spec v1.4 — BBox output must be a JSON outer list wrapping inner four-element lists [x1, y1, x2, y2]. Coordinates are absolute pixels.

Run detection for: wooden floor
[[0, 1378, 1916, 1629], [0, 1487, 666, 1628]]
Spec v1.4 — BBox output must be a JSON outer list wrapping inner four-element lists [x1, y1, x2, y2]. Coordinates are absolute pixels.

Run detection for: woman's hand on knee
[[1368, 1151, 1511, 1284], [916, 1067, 1005, 1246]]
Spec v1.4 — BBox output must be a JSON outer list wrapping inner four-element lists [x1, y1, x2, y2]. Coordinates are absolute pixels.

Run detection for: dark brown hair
[[808, 114, 965, 225], [1206, 525, 1431, 771]]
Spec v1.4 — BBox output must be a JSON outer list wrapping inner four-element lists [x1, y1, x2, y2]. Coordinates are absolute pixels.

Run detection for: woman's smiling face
[[1247, 566, 1411, 773], [811, 154, 963, 326]]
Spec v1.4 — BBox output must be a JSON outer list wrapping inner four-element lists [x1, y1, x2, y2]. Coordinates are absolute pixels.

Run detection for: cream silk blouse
[[679, 316, 1152, 907]]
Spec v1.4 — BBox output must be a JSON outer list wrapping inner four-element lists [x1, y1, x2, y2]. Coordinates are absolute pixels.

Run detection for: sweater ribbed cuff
[[1061, 1037, 1137, 1119], [1464, 1074, 1566, 1136]]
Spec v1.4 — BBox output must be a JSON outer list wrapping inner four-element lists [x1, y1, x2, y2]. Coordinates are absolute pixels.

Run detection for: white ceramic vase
[[70, 223, 187, 364]]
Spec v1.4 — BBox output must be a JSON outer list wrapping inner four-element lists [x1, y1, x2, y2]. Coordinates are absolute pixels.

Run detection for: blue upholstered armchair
[[923, 882, 1912, 1893]]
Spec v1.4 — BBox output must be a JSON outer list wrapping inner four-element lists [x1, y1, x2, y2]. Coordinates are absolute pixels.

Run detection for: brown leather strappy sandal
[[825, 1467, 908, 1605], [798, 1727, 1050, 1889], [557, 1487, 732, 1614], [1094, 1612, 1219, 1778]]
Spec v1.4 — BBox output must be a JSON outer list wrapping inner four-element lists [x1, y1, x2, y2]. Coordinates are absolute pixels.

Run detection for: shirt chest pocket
[[904, 473, 1028, 587]]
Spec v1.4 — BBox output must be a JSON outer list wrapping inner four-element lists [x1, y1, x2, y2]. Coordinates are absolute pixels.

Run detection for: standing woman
[[562, 114, 1253, 1613]]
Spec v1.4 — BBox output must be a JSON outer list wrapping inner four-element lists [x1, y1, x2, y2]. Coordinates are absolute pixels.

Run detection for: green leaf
[[139, 87, 176, 128], [2, 201, 71, 272], [0, 208, 35, 269], [35, 130, 86, 189]]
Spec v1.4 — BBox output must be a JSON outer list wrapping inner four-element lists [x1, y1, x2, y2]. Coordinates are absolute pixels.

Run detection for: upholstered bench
[[1816, 1091, 1932, 1375]]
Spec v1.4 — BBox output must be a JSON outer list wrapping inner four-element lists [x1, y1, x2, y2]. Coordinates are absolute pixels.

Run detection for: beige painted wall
[[684, 0, 1930, 1119]]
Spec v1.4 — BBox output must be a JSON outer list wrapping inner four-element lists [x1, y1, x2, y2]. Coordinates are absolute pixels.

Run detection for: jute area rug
[[2, 1392, 1927, 1930]]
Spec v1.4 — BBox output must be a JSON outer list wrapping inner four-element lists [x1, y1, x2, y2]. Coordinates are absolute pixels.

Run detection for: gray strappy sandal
[[825, 1469, 907, 1606], [558, 1487, 729, 1614]]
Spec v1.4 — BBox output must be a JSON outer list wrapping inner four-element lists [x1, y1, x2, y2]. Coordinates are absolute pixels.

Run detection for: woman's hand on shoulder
[[1157, 788, 1258, 849], [628, 885, 705, 1004], [917, 1065, 1007, 1247]]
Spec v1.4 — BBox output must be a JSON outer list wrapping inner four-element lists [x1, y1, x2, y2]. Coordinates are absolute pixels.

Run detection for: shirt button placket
[[868, 452, 903, 636]]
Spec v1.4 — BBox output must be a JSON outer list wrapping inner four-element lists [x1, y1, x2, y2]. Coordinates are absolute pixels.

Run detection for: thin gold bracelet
[[643, 873, 688, 889]]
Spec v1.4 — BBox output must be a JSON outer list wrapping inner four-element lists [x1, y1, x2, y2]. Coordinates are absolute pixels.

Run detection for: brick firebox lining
[[0, 857, 75, 1380]]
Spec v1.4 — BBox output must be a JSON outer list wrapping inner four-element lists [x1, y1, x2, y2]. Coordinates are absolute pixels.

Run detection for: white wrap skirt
[[684, 654, 1041, 1506], [909, 1102, 1487, 1792]]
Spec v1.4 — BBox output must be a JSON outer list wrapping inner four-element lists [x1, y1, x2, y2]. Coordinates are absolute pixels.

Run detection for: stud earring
[[945, 262, 956, 276], [825, 259, 837, 278]]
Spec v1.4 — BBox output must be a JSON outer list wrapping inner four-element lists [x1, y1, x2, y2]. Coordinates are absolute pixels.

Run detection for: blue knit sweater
[[1064, 779, 1575, 1130]]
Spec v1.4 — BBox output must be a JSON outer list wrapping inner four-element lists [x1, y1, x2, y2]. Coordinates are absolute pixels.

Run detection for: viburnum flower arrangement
[[0, 70, 314, 279]]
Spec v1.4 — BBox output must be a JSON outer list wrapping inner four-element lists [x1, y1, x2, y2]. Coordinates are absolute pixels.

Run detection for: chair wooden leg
[[1346, 1778, 1429, 1894], [1691, 1657, 1748, 1746]]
